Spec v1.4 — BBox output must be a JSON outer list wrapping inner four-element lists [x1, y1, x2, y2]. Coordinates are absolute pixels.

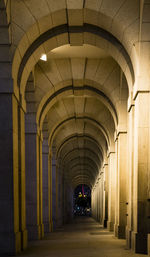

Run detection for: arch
[[67, 168, 98, 185], [62, 147, 101, 165], [72, 175, 93, 188], [73, 180, 92, 190], [37, 85, 118, 129], [67, 159, 99, 174], [17, 24, 134, 87], [48, 115, 110, 149], [12, 19, 135, 98], [56, 133, 105, 161]]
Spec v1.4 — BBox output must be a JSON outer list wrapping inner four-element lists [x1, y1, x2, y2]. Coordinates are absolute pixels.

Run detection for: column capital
[[20, 94, 26, 112], [133, 76, 150, 101], [103, 163, 108, 168], [107, 151, 115, 158], [128, 93, 135, 112], [116, 126, 127, 137], [115, 127, 127, 140], [37, 126, 43, 141]]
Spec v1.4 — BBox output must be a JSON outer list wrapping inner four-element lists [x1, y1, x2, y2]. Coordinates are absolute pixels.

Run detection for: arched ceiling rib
[[58, 136, 103, 168], [67, 157, 99, 173], [55, 133, 103, 188], [11, 0, 139, 71], [17, 1, 132, 190], [72, 176, 92, 189], [38, 85, 118, 129], [57, 134, 104, 159], [48, 115, 110, 149], [16, 23, 134, 90], [62, 148, 101, 166], [55, 128, 106, 159]]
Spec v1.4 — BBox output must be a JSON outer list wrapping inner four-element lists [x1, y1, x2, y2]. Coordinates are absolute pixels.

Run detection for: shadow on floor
[[16, 217, 146, 257]]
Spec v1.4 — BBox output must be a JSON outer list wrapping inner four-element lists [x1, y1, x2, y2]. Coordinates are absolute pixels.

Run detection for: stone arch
[[12, 18, 136, 101], [56, 133, 105, 165], [48, 115, 110, 149], [36, 85, 118, 129]]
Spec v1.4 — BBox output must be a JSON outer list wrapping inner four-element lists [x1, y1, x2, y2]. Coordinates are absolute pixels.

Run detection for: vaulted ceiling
[[8, 0, 137, 188]]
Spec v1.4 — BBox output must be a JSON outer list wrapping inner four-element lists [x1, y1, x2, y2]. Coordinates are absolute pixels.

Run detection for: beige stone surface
[[1, 0, 150, 255]]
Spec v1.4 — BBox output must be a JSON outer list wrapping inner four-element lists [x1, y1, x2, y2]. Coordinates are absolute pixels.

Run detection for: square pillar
[[42, 138, 50, 233], [114, 132, 127, 239], [56, 162, 63, 227], [103, 164, 108, 227], [0, 94, 27, 255], [25, 116, 44, 240], [99, 173, 104, 224], [126, 101, 135, 249], [107, 152, 116, 231], [131, 91, 150, 254], [51, 151, 57, 229]]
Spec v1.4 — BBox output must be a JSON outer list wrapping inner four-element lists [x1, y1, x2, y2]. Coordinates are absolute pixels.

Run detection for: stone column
[[126, 98, 135, 249], [42, 138, 50, 233], [103, 164, 108, 227], [25, 116, 44, 240], [99, 172, 104, 224], [63, 179, 73, 223], [51, 150, 57, 229], [38, 131, 44, 238], [0, 94, 27, 254], [107, 152, 116, 231], [131, 91, 150, 254], [114, 131, 127, 239], [56, 163, 63, 227], [19, 106, 28, 249], [48, 152, 53, 231], [96, 185, 98, 221], [93, 188, 96, 219], [98, 180, 101, 222], [92, 188, 95, 218], [96, 183, 99, 221]]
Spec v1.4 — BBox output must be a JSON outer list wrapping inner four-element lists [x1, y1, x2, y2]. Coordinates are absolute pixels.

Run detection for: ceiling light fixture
[[40, 54, 47, 61]]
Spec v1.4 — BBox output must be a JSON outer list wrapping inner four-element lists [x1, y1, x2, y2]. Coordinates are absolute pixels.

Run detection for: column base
[[40, 224, 44, 239], [52, 219, 57, 230], [56, 218, 63, 228], [50, 221, 53, 232], [114, 224, 125, 239], [131, 231, 147, 254], [43, 222, 50, 234], [0, 231, 21, 255], [103, 219, 107, 228], [27, 225, 41, 241], [15, 231, 22, 254], [148, 234, 150, 256], [21, 229, 28, 250], [107, 221, 114, 231], [126, 227, 131, 249], [114, 224, 118, 237]]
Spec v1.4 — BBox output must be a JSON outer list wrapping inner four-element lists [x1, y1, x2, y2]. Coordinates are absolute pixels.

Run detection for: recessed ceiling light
[[40, 54, 47, 61]]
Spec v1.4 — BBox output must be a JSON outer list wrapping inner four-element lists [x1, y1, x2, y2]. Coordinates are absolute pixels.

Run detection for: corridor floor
[[17, 217, 146, 257]]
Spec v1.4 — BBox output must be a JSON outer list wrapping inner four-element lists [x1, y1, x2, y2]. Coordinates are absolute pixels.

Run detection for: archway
[[74, 184, 91, 216]]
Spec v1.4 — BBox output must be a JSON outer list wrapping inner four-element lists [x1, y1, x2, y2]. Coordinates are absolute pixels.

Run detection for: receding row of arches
[[0, 0, 150, 255]]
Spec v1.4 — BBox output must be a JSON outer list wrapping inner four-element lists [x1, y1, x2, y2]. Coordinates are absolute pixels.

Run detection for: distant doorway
[[73, 184, 91, 216]]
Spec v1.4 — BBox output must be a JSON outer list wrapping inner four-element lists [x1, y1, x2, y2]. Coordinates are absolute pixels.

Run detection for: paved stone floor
[[17, 217, 146, 257]]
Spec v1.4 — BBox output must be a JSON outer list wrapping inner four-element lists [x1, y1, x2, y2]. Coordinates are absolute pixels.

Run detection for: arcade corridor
[[1, 0, 150, 256], [15, 217, 145, 257]]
